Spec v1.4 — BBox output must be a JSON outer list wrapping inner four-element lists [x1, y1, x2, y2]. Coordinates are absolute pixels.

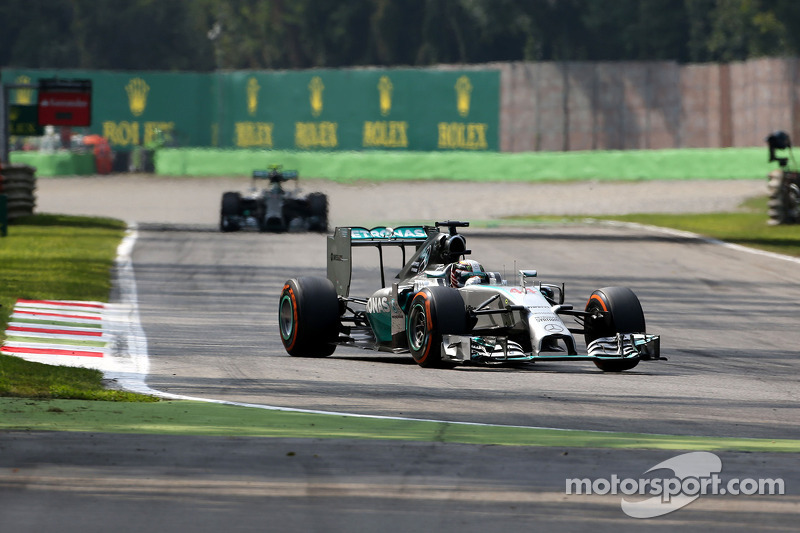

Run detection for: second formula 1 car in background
[[220, 165, 328, 233]]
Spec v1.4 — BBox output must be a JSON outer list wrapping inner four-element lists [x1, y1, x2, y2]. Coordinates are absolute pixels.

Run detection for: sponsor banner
[[350, 226, 428, 240], [2, 68, 498, 151], [38, 92, 91, 127], [8, 104, 44, 136], [2, 68, 212, 149], [223, 69, 499, 151]]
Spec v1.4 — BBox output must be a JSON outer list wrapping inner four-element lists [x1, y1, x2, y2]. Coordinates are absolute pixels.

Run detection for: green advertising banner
[[1, 69, 213, 149], [2, 68, 499, 152], [221, 69, 499, 151], [8, 105, 43, 136]]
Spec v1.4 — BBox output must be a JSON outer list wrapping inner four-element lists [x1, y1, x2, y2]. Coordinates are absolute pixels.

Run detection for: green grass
[[600, 196, 800, 256], [155, 146, 769, 181], [511, 195, 800, 258], [2, 398, 799, 452], [0, 356, 156, 401], [0, 214, 157, 402], [0, 214, 125, 315]]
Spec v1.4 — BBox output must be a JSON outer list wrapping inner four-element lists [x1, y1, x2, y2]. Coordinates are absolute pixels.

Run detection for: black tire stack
[[767, 169, 800, 225]]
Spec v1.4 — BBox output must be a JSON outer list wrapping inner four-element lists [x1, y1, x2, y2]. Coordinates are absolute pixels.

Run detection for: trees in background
[[2, 0, 800, 71]]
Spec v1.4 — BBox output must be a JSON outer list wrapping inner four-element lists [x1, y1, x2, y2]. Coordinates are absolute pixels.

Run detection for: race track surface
[[134, 224, 799, 439], [4, 176, 798, 532]]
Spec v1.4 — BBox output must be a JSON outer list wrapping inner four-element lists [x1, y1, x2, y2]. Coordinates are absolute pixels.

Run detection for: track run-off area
[[2, 176, 799, 532]]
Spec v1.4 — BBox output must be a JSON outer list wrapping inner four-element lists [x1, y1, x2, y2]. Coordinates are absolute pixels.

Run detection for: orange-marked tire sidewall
[[279, 284, 299, 351], [407, 292, 434, 365]]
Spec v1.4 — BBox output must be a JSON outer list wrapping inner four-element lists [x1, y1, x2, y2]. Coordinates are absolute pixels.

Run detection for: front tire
[[584, 286, 645, 372], [279, 277, 340, 357], [406, 287, 468, 368]]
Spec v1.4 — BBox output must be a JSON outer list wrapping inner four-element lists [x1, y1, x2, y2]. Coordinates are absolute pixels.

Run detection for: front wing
[[439, 332, 661, 365]]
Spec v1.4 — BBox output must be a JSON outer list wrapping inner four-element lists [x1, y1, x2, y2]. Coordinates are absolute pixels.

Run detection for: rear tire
[[279, 277, 340, 357], [406, 287, 468, 368], [584, 286, 645, 372], [220, 192, 241, 232], [307, 192, 329, 233]]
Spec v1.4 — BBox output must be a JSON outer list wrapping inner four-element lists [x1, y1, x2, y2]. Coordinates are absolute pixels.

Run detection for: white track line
[[595, 218, 800, 265]]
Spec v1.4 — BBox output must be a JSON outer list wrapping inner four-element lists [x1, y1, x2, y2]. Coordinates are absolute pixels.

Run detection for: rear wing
[[252, 169, 298, 181], [327, 226, 431, 297]]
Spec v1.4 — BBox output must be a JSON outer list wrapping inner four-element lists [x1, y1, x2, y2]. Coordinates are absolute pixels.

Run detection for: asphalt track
[[3, 176, 799, 532], [133, 224, 800, 440]]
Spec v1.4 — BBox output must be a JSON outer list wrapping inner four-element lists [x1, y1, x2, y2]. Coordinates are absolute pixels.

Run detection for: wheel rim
[[408, 303, 428, 352], [279, 294, 295, 341], [584, 301, 609, 343]]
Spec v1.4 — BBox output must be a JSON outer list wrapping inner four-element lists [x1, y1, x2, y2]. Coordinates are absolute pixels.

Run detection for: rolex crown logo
[[126, 78, 150, 117], [247, 78, 260, 116], [378, 76, 393, 116], [455, 75, 473, 117], [15, 75, 33, 104], [309, 76, 324, 117]]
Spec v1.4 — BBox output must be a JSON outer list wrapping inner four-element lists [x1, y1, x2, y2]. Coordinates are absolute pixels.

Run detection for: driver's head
[[450, 259, 484, 288]]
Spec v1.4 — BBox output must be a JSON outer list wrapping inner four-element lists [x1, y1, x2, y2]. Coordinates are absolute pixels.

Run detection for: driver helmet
[[450, 259, 485, 288]]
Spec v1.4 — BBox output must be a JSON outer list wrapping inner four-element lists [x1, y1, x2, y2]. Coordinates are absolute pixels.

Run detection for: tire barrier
[[0, 163, 36, 220], [766, 131, 800, 225], [767, 169, 800, 225]]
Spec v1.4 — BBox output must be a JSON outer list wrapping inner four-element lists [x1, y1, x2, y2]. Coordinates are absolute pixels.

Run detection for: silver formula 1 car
[[220, 165, 328, 233], [279, 221, 662, 371]]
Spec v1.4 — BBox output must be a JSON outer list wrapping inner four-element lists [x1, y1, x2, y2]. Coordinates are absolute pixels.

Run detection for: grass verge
[[510, 196, 800, 258], [0, 214, 157, 402], [600, 196, 800, 257], [154, 146, 769, 181], [1, 398, 799, 452]]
